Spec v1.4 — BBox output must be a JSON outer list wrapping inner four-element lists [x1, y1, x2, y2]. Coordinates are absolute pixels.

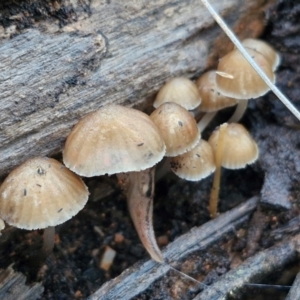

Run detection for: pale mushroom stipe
[[208, 123, 259, 217]]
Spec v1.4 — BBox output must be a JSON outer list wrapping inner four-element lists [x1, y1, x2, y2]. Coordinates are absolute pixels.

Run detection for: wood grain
[[0, 0, 269, 178]]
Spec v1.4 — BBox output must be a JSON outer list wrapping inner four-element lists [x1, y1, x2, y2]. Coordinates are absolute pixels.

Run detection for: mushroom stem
[[209, 123, 228, 218], [200, 0, 300, 121], [117, 167, 163, 263], [197, 111, 217, 132], [155, 157, 171, 182], [228, 100, 249, 123], [42, 226, 55, 257]]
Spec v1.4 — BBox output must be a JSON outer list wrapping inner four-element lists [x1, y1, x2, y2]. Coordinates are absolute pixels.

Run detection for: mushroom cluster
[[196, 38, 280, 126], [0, 38, 280, 265]]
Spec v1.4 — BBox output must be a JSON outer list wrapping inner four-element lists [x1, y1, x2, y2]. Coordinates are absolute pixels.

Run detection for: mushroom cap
[[216, 48, 275, 99], [150, 102, 200, 157], [153, 77, 201, 110], [208, 123, 259, 169], [170, 139, 216, 181], [196, 71, 238, 112], [63, 105, 166, 176], [0, 157, 89, 230], [242, 38, 281, 71]]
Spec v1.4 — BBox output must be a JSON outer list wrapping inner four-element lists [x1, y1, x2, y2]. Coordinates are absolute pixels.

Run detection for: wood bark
[[0, 0, 272, 178], [0, 266, 43, 300]]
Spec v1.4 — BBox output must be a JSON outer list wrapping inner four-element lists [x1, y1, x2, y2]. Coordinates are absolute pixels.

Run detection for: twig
[[193, 233, 300, 300]]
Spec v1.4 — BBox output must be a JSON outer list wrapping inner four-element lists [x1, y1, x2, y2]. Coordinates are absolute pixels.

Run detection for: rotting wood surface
[[0, 0, 273, 178], [0, 266, 43, 300]]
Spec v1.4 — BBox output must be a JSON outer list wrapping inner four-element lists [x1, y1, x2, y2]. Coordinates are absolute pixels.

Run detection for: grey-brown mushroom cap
[[153, 77, 201, 110], [63, 105, 166, 177], [216, 48, 275, 99], [242, 38, 281, 71], [196, 71, 238, 112], [150, 102, 200, 157], [170, 139, 216, 181], [0, 157, 89, 230], [208, 123, 259, 169]]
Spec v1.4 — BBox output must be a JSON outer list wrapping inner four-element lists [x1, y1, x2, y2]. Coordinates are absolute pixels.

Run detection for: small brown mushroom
[[170, 139, 215, 181], [150, 102, 200, 157], [216, 48, 275, 100], [0, 157, 89, 255], [63, 104, 166, 262], [196, 70, 238, 131], [208, 123, 259, 217], [153, 77, 201, 110], [241, 38, 281, 71]]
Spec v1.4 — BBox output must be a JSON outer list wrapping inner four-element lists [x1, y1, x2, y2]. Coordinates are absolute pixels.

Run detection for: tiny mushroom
[[216, 48, 276, 123], [63, 104, 166, 262], [150, 102, 200, 157], [208, 123, 259, 217], [0, 157, 89, 255], [196, 70, 238, 131], [241, 38, 281, 71], [153, 77, 201, 110], [170, 139, 216, 181]]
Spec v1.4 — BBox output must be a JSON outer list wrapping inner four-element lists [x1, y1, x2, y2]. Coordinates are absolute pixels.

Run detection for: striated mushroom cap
[[63, 105, 166, 176], [150, 102, 200, 157], [0, 157, 89, 230], [153, 77, 201, 110], [216, 48, 275, 99], [170, 139, 216, 181], [196, 70, 238, 112], [208, 123, 259, 169], [242, 38, 281, 71]]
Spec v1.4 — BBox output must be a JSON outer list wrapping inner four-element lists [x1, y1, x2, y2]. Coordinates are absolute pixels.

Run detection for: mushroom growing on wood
[[0, 157, 89, 255], [215, 47, 276, 123], [150, 102, 200, 157], [208, 123, 258, 218], [153, 77, 201, 110], [170, 139, 215, 181], [63, 104, 166, 262], [241, 38, 281, 71], [196, 70, 238, 131]]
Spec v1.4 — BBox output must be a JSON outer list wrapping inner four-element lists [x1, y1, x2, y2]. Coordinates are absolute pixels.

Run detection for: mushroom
[[208, 123, 259, 217], [170, 139, 215, 181], [63, 104, 166, 262], [0, 157, 89, 256], [153, 77, 201, 110], [150, 102, 200, 157], [215, 48, 275, 123], [241, 38, 281, 71], [196, 70, 238, 131]]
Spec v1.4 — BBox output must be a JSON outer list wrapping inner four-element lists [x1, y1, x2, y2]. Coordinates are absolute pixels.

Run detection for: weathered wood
[[0, 266, 43, 300], [286, 271, 300, 300], [0, 0, 264, 178], [194, 234, 300, 300], [88, 196, 259, 300]]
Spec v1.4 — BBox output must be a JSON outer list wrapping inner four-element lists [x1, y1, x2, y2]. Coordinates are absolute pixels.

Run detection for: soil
[[1, 0, 300, 299]]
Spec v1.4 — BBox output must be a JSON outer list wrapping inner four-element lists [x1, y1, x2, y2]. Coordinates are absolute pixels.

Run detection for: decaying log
[[0, 0, 275, 178], [88, 196, 259, 300], [0, 266, 43, 300]]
